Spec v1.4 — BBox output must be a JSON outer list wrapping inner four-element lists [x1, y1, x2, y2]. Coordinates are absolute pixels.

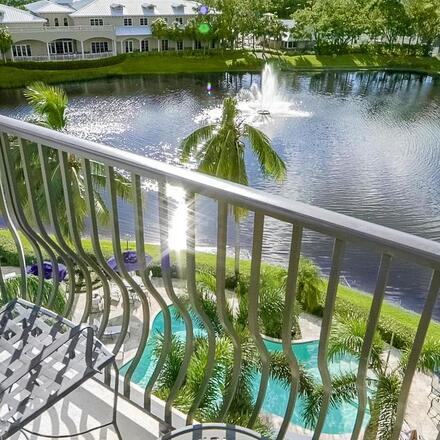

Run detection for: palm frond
[[2, 275, 65, 314], [244, 124, 286, 182], [180, 125, 216, 162], [328, 317, 384, 373], [400, 337, 440, 374], [24, 82, 68, 130]]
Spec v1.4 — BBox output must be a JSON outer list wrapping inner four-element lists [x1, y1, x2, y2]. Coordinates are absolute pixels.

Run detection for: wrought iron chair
[[0, 298, 120, 439]]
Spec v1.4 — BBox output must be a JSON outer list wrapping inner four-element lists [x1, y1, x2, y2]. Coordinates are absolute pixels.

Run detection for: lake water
[[1, 70, 440, 319]]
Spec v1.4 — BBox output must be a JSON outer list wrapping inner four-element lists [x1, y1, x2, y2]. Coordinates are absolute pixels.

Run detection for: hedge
[[2, 54, 127, 71]]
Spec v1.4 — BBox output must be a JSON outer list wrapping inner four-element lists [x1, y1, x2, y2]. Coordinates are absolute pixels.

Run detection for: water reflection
[[0, 70, 439, 318]]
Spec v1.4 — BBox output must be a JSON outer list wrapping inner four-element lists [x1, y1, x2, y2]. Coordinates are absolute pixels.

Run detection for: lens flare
[[207, 82, 212, 95], [199, 5, 209, 15], [198, 22, 211, 34]]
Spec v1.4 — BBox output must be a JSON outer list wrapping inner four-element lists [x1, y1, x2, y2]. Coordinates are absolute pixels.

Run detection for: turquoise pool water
[[121, 307, 367, 434]]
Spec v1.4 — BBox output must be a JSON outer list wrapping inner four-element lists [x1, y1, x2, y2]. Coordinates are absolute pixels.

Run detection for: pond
[[1, 70, 439, 319]]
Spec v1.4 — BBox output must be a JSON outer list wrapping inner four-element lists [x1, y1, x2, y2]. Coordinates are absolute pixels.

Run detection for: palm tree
[[325, 316, 440, 440], [10, 82, 131, 236], [0, 27, 13, 62], [180, 96, 287, 278], [153, 277, 358, 435]]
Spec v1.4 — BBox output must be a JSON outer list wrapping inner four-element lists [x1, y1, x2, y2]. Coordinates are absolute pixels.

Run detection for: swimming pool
[[120, 306, 367, 434]]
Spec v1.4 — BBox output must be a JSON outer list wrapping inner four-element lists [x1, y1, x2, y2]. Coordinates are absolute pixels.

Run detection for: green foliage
[[0, 27, 13, 62], [335, 296, 416, 349], [24, 82, 68, 130], [329, 314, 440, 439], [1, 275, 65, 314], [366, 0, 411, 46], [296, 258, 324, 314], [9, 83, 131, 238], [293, 0, 367, 54], [5, 54, 127, 70], [364, 372, 401, 440], [328, 317, 384, 372], [181, 96, 286, 221], [405, 0, 440, 55]]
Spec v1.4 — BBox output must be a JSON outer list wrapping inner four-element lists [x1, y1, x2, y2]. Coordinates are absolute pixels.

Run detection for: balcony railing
[[32, 25, 116, 33], [14, 52, 114, 62], [0, 114, 439, 440]]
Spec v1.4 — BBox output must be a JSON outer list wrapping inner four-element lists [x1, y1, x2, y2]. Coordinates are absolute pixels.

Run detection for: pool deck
[[5, 268, 439, 440]]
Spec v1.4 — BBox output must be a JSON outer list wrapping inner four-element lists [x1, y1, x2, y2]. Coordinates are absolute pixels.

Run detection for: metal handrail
[[1, 114, 440, 267], [0, 114, 438, 440]]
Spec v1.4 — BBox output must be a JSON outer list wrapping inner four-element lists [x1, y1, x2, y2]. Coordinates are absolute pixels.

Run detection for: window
[[91, 41, 109, 53], [140, 17, 148, 25], [54, 18, 59, 26], [123, 18, 132, 26], [64, 17, 68, 26], [175, 17, 183, 25], [161, 39, 168, 51], [13, 44, 31, 57], [124, 40, 134, 52], [195, 40, 202, 50], [49, 39, 74, 54], [176, 40, 183, 51], [141, 40, 149, 52], [90, 18, 103, 26]]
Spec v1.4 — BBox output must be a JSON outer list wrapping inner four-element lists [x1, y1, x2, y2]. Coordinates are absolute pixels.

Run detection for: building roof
[[70, 0, 198, 17], [0, 3, 46, 23], [115, 25, 152, 36], [26, 0, 75, 14]]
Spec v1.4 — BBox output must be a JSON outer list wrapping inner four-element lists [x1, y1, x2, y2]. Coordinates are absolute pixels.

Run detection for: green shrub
[[2, 275, 65, 314], [4, 54, 127, 70], [335, 297, 415, 349]]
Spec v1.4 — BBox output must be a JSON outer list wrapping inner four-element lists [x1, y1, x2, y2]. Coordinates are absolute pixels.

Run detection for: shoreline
[[0, 52, 439, 89]]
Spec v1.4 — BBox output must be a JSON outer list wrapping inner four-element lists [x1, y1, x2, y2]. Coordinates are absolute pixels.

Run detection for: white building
[[266, 19, 314, 51], [0, 0, 206, 61]]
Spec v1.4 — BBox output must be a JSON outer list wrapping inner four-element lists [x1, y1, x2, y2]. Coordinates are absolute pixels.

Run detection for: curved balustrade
[[0, 114, 439, 440]]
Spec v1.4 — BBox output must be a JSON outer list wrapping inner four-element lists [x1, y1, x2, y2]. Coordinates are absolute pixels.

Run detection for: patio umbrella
[[26, 261, 68, 282], [106, 250, 153, 273]]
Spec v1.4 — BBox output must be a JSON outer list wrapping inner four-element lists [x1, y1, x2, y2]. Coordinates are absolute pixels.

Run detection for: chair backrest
[[0, 299, 114, 438]]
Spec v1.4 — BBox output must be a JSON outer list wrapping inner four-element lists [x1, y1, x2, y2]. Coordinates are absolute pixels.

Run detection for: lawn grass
[[1, 228, 439, 342], [0, 52, 439, 89], [277, 53, 440, 74]]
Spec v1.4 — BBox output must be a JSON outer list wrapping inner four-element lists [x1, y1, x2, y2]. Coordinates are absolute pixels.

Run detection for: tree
[[0, 27, 13, 62], [405, 0, 440, 55], [325, 316, 440, 440], [180, 97, 286, 277], [295, 258, 324, 314], [366, 0, 411, 47], [151, 18, 169, 50], [292, 0, 367, 54], [270, 0, 309, 19], [153, 285, 357, 434], [10, 82, 131, 237]]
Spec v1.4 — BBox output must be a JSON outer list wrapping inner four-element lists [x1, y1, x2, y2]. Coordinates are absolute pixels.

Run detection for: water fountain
[[195, 64, 310, 125]]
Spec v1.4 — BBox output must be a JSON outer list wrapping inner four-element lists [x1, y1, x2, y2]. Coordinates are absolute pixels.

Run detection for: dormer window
[[142, 3, 156, 11], [110, 3, 124, 9]]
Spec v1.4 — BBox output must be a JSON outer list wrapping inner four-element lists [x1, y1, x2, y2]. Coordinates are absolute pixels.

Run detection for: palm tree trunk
[[234, 220, 240, 280]]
